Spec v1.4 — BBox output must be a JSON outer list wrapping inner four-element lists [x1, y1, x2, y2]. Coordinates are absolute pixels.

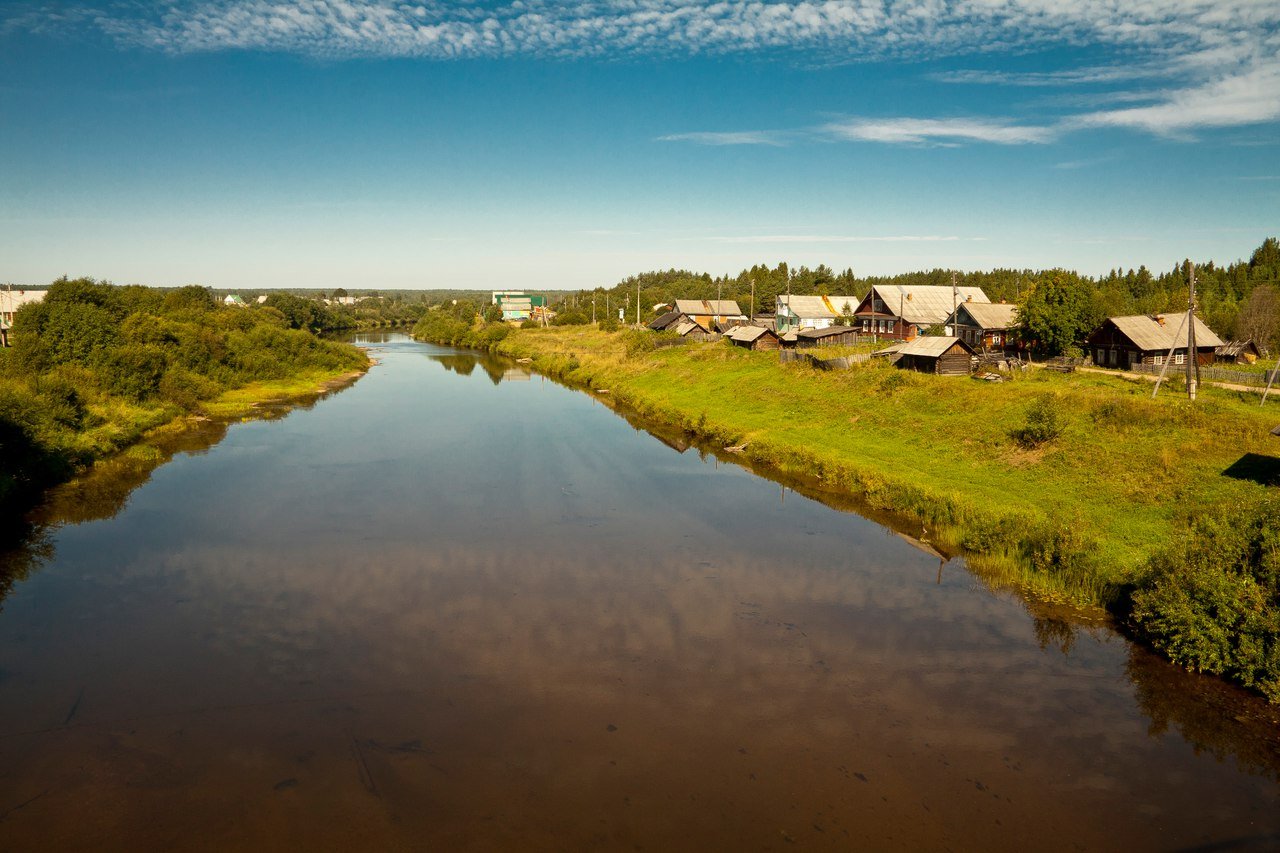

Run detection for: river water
[[1, 333, 1277, 851]]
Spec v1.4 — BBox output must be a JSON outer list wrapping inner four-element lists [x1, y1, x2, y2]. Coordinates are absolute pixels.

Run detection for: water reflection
[[427, 350, 531, 385], [0, 335, 1276, 851]]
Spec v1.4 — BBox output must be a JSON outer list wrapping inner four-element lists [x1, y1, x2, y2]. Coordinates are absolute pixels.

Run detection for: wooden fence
[[1124, 362, 1278, 387]]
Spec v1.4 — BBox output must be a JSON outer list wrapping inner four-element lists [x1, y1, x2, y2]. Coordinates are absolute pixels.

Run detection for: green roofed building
[[492, 291, 546, 321]]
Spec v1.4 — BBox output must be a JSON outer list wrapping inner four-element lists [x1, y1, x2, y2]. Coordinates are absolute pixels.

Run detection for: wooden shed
[[888, 336, 976, 375], [726, 325, 780, 351], [796, 325, 861, 348], [1215, 340, 1262, 364]]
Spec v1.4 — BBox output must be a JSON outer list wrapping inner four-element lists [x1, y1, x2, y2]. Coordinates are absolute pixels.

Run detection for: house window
[[1154, 355, 1163, 365], [1096, 349, 1104, 365], [862, 319, 870, 332], [1109, 350, 1117, 365], [1175, 353, 1185, 365], [992, 334, 1002, 346]]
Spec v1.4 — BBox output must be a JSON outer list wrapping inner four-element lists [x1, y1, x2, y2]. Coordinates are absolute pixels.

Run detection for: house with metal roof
[[946, 301, 1020, 352], [670, 299, 746, 332], [491, 291, 546, 321], [775, 294, 857, 333], [852, 285, 990, 340], [1086, 314, 1223, 370]]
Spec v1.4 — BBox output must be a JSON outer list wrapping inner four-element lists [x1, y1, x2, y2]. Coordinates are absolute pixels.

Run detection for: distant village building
[[852, 285, 989, 340], [876, 336, 976, 375], [1086, 314, 1223, 369], [726, 325, 780, 351], [775, 295, 854, 333], [0, 288, 45, 347], [491, 291, 546, 321], [947, 301, 1020, 352], [795, 326, 862, 348], [671, 299, 746, 332], [1215, 340, 1262, 364], [223, 294, 247, 307]]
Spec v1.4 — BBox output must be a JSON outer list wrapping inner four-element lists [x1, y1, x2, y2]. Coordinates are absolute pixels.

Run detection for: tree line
[[547, 237, 1280, 355]]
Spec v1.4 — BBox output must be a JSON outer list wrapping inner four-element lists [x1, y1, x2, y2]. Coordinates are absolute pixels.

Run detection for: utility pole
[[592, 295, 596, 325], [636, 280, 640, 327], [951, 271, 958, 338], [716, 280, 722, 329], [750, 278, 755, 323], [1187, 263, 1199, 401]]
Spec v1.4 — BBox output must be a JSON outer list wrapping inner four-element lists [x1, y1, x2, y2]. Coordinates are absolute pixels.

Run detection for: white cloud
[[823, 117, 1055, 145], [25, 1, 1277, 65], [657, 131, 788, 146], [1072, 61, 1280, 136]]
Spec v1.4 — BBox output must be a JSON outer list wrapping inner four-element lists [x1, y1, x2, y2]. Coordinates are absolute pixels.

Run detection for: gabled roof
[[864, 285, 990, 326], [674, 319, 709, 336], [895, 336, 975, 357], [955, 301, 1018, 329], [728, 325, 773, 343], [1215, 340, 1260, 357], [674, 299, 743, 316], [777, 294, 854, 319], [797, 325, 857, 339], [648, 309, 682, 331], [1102, 314, 1224, 351]]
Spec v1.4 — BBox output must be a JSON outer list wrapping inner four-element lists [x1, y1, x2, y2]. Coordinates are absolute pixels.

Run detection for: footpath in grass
[[490, 326, 1279, 607]]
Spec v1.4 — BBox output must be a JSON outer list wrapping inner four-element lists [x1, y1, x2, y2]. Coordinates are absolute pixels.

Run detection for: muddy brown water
[[1, 333, 1278, 851]]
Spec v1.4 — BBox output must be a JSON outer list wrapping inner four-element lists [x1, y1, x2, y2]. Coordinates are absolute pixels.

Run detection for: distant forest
[[552, 237, 1280, 355]]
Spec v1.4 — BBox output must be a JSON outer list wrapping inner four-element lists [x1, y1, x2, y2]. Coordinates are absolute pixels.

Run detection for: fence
[[779, 350, 873, 370], [1124, 362, 1276, 387]]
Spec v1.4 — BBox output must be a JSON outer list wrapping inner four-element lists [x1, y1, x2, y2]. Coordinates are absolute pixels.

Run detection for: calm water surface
[[1, 333, 1278, 851]]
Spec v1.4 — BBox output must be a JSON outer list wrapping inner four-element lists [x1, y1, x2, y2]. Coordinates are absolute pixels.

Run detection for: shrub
[[598, 317, 620, 332], [1010, 393, 1065, 448], [1130, 499, 1280, 702]]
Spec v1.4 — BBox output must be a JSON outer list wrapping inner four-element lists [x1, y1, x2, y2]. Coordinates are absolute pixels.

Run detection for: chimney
[[1157, 316, 1166, 326]]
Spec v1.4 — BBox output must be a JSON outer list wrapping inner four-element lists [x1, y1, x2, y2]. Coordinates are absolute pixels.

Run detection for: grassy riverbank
[[497, 327, 1273, 578], [416, 321, 1280, 699]]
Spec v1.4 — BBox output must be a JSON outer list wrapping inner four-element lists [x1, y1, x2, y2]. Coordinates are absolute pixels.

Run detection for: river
[[0, 333, 1277, 851]]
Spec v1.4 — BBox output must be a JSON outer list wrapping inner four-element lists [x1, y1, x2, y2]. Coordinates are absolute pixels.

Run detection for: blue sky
[[2, 1, 1278, 291]]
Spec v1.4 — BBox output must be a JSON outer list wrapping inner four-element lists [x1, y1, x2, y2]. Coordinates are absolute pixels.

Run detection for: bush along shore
[[0, 278, 370, 518], [414, 314, 1280, 703]]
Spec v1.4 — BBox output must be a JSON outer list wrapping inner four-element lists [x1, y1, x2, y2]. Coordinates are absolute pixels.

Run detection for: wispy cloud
[[14, 1, 1278, 66], [1071, 62, 1280, 136], [657, 131, 788, 146], [822, 117, 1054, 146]]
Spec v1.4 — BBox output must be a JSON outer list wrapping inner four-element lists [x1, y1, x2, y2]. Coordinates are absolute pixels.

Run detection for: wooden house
[[726, 325, 780, 351], [796, 326, 861, 348], [878, 336, 975, 375], [947, 301, 1019, 352], [648, 310, 683, 331], [672, 299, 746, 331], [1215, 340, 1262, 364], [852, 285, 990, 341], [1086, 314, 1222, 369], [775, 294, 856, 333]]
